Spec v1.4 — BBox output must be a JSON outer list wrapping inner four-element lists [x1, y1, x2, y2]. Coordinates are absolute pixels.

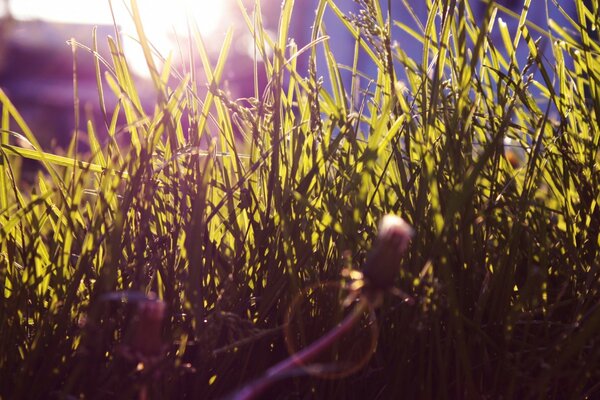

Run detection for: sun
[[123, 0, 225, 44], [119, 0, 228, 77]]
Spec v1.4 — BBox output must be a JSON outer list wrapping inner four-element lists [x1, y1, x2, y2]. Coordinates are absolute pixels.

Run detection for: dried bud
[[362, 215, 414, 290], [130, 299, 166, 357]]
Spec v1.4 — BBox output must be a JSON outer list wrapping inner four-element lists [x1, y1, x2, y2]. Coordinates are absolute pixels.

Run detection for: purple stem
[[231, 299, 370, 400]]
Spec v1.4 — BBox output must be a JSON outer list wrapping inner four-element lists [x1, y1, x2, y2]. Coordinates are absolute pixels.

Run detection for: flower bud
[[362, 215, 414, 290]]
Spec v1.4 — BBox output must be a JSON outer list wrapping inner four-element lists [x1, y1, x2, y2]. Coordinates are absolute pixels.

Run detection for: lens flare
[[284, 281, 379, 379]]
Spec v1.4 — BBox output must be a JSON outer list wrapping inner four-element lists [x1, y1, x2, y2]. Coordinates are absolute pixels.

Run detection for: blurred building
[[0, 16, 124, 150]]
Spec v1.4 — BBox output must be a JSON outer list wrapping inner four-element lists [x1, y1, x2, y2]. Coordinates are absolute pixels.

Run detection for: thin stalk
[[232, 298, 370, 400]]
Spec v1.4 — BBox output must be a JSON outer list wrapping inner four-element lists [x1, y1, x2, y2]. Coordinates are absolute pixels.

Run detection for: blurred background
[[0, 0, 581, 152]]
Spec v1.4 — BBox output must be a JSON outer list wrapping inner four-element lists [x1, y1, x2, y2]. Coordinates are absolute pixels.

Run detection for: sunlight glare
[[7, 0, 227, 77], [123, 0, 226, 77]]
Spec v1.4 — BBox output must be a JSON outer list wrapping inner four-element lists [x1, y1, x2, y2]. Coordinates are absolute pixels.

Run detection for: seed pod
[[362, 215, 414, 290]]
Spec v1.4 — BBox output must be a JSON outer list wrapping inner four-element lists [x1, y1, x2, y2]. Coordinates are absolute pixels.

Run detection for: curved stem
[[232, 298, 370, 400]]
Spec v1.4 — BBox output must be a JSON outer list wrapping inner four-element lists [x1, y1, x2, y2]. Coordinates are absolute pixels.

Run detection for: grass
[[0, 0, 599, 398]]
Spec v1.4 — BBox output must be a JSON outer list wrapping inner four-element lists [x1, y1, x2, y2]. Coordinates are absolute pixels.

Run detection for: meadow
[[0, 0, 599, 398]]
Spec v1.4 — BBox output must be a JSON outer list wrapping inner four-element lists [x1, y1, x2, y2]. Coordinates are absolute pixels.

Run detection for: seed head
[[362, 215, 414, 290]]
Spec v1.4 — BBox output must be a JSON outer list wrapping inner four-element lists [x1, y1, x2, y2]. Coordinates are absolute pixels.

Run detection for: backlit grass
[[1, 0, 599, 398]]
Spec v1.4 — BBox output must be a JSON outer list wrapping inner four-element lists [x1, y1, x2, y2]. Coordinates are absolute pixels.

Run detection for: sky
[[5, 0, 225, 29]]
